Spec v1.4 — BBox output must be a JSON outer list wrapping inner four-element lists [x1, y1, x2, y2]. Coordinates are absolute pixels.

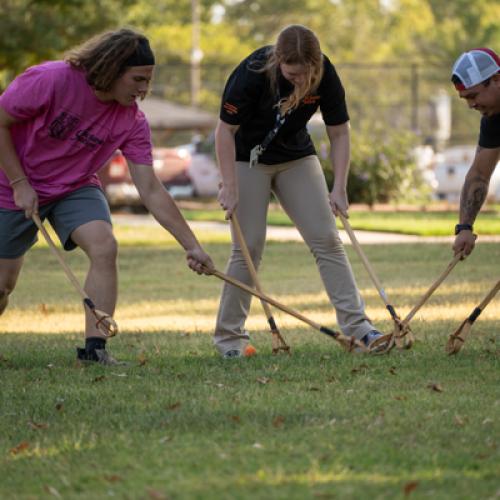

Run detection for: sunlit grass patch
[[1, 229, 498, 499]]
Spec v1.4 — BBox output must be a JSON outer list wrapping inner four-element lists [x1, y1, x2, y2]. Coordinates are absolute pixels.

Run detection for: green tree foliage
[[219, 0, 500, 63], [3, 0, 499, 79], [123, 0, 218, 26], [145, 22, 253, 65], [348, 127, 429, 205], [1, 0, 498, 203], [121, 0, 253, 67], [0, 0, 133, 84], [219, 0, 414, 61], [120, 1, 254, 107], [420, 0, 500, 61], [311, 123, 428, 205]]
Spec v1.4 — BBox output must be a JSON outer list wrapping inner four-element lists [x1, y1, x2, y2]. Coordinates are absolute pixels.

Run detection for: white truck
[[434, 145, 500, 202]]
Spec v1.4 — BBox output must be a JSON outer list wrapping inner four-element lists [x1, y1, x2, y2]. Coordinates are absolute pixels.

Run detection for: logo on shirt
[[223, 102, 238, 115], [302, 95, 320, 105], [48, 111, 80, 140], [74, 128, 105, 150]]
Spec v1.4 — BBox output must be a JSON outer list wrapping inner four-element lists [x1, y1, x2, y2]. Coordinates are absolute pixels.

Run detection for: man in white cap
[[451, 48, 500, 255]]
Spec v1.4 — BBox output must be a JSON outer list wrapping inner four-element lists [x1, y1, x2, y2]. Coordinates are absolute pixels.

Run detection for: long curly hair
[[259, 25, 324, 115], [65, 28, 152, 91]]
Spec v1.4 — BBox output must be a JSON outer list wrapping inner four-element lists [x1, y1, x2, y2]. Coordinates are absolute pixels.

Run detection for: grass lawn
[[179, 205, 500, 236], [1, 225, 499, 499]]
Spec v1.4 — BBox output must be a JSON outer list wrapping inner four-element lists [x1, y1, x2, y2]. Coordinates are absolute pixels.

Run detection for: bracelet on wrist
[[9, 176, 28, 187], [454, 223, 473, 235]]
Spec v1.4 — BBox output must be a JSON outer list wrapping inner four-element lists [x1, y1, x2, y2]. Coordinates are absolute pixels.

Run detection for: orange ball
[[244, 344, 257, 357]]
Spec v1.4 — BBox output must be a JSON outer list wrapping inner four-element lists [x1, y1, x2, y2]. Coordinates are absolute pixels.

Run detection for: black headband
[[124, 38, 155, 67]]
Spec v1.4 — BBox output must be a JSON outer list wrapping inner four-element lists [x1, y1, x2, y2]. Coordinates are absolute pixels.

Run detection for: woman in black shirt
[[214, 24, 383, 357]]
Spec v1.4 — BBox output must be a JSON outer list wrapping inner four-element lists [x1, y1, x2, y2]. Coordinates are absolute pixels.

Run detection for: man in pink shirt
[[0, 28, 214, 364]]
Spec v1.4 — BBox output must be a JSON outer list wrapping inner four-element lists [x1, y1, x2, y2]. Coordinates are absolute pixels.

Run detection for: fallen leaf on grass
[[273, 415, 285, 428], [55, 402, 64, 412], [138, 353, 148, 366], [308, 387, 320, 392], [158, 436, 172, 444], [39, 303, 49, 315], [403, 481, 418, 496], [454, 415, 466, 427], [10, 441, 30, 455], [313, 491, 336, 499], [394, 395, 407, 401], [93, 375, 106, 383], [230, 415, 241, 423], [389, 366, 397, 375], [167, 402, 181, 411], [351, 364, 368, 374], [147, 489, 169, 500], [257, 377, 271, 385], [104, 474, 122, 483], [44, 485, 61, 498], [427, 383, 443, 393], [28, 421, 48, 430]]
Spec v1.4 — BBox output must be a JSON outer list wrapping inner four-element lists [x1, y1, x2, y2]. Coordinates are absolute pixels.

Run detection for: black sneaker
[[95, 348, 125, 365], [76, 346, 125, 366]]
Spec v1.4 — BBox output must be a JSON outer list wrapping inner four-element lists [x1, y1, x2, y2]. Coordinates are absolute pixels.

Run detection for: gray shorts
[[0, 186, 112, 259]]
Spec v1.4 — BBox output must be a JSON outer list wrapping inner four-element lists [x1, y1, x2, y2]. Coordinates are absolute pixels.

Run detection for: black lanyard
[[249, 90, 293, 167], [259, 90, 292, 152]]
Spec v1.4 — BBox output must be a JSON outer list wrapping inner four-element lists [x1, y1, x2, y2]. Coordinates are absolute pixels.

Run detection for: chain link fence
[[152, 61, 479, 147]]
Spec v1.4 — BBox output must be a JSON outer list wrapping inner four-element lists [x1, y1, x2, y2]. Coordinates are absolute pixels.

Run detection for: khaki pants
[[214, 155, 373, 354]]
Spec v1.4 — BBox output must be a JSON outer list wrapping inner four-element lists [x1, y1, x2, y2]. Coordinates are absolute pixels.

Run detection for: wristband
[[454, 223, 473, 235], [9, 176, 28, 187]]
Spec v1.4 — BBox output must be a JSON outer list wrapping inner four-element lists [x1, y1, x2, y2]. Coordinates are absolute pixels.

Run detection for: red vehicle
[[98, 147, 194, 207]]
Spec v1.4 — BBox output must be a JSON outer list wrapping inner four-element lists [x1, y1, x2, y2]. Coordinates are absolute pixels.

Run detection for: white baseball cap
[[451, 48, 500, 90]]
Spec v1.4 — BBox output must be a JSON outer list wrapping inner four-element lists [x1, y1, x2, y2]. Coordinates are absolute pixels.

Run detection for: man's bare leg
[[70, 221, 120, 365], [0, 256, 23, 315]]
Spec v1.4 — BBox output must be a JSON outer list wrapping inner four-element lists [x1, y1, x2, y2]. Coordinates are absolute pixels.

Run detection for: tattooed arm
[[453, 145, 500, 255]]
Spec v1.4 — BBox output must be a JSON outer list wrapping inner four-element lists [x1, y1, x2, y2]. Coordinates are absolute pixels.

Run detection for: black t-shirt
[[219, 46, 349, 164], [479, 113, 500, 148]]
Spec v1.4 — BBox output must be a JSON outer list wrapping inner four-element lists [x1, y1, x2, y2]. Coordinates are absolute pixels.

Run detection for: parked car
[[433, 145, 500, 202], [183, 135, 220, 197], [98, 147, 194, 207]]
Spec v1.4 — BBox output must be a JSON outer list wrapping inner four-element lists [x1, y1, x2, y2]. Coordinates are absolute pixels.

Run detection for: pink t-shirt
[[0, 61, 153, 209]]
